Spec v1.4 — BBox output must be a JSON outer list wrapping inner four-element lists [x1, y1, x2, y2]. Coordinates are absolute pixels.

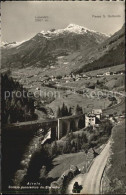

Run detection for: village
[[40, 70, 125, 87], [11, 66, 125, 91]]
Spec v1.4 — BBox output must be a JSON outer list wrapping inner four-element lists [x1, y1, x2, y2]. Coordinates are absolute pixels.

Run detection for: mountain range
[[1, 24, 125, 74]]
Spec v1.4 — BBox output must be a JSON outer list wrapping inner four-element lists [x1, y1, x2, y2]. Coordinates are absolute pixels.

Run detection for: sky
[[1, 1, 125, 42]]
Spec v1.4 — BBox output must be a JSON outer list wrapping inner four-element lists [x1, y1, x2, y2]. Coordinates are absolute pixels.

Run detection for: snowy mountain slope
[[1, 24, 108, 69], [1, 40, 28, 48], [40, 24, 109, 38]]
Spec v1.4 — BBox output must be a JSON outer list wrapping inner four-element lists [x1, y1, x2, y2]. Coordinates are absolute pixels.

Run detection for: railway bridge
[[3, 114, 85, 140]]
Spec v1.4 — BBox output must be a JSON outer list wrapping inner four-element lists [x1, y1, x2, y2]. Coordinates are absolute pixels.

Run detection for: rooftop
[[86, 113, 96, 117], [92, 109, 102, 114]]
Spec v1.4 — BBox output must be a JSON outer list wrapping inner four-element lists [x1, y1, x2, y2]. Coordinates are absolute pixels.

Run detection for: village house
[[120, 71, 124, 75], [82, 74, 88, 78], [49, 75, 57, 81], [104, 72, 110, 76], [92, 109, 102, 119], [85, 113, 96, 127], [63, 75, 71, 80], [50, 66, 55, 69], [96, 73, 104, 77], [51, 77, 57, 81]]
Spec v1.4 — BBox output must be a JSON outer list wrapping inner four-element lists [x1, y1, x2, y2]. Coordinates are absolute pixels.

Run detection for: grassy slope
[[85, 64, 125, 77], [60, 73, 125, 91], [47, 152, 87, 179], [110, 121, 125, 181], [105, 121, 126, 193], [48, 92, 110, 116]]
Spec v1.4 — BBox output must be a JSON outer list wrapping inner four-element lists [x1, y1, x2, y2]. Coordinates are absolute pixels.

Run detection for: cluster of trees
[[45, 132, 89, 157], [57, 103, 83, 118], [108, 96, 117, 107], [57, 103, 72, 117], [1, 73, 36, 124], [62, 132, 88, 153]]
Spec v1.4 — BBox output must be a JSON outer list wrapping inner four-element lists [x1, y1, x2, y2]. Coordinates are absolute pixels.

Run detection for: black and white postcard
[[1, 1, 125, 194]]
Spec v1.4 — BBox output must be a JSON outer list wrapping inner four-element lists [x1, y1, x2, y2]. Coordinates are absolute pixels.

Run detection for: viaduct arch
[[57, 114, 85, 140]]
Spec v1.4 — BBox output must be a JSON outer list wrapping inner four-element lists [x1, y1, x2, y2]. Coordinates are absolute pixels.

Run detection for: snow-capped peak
[[40, 23, 109, 38], [1, 39, 29, 48], [65, 23, 88, 33], [40, 23, 88, 36], [64, 24, 109, 37], [1, 41, 9, 47]]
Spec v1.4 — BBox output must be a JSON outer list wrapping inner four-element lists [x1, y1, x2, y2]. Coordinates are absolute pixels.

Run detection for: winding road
[[67, 140, 111, 194]]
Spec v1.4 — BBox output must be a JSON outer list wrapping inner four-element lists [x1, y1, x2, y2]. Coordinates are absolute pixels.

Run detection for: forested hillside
[[1, 73, 36, 124]]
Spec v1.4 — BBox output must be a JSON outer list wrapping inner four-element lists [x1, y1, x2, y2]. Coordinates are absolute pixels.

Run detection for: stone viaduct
[[3, 114, 85, 140]]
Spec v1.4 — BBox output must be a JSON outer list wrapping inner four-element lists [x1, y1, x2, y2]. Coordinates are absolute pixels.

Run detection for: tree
[[76, 135, 81, 151], [7, 114, 11, 124], [97, 79, 100, 85], [82, 143, 90, 151], [62, 142, 67, 154], [57, 107, 61, 117], [103, 121, 112, 136], [56, 75, 62, 79], [10, 98, 16, 108], [51, 140, 58, 156], [61, 103, 69, 117], [17, 100, 22, 109], [66, 137, 72, 153], [69, 107, 72, 116], [69, 131, 74, 140], [29, 99, 35, 115], [82, 132, 88, 143], [39, 165, 46, 179], [75, 105, 83, 115]]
